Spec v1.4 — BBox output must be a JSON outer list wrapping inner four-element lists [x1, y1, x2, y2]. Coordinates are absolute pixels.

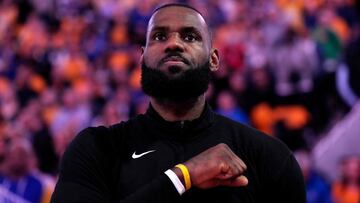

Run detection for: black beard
[[141, 62, 211, 102]]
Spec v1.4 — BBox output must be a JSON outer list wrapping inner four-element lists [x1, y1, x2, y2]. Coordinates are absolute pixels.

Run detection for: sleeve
[[50, 127, 181, 203], [269, 154, 307, 203]]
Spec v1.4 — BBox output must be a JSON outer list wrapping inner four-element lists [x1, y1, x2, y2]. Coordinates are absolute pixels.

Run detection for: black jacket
[[51, 103, 306, 203]]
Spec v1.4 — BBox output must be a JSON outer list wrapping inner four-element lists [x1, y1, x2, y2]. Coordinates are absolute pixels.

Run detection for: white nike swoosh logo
[[132, 150, 156, 159]]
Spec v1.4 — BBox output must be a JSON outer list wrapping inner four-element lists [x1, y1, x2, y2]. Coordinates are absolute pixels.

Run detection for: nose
[[164, 33, 184, 53]]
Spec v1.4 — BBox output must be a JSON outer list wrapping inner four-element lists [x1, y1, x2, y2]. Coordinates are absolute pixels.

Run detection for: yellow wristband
[[175, 164, 191, 190]]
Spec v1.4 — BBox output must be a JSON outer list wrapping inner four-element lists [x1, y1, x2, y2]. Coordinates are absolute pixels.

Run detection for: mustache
[[158, 53, 191, 66]]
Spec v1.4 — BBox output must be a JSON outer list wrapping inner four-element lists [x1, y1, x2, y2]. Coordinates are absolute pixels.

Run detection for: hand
[[173, 143, 248, 189]]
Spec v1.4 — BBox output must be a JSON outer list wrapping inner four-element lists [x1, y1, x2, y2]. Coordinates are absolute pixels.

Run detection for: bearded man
[[51, 3, 306, 203]]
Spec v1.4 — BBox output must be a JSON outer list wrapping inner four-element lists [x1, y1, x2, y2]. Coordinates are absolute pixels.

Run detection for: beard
[[141, 61, 211, 102]]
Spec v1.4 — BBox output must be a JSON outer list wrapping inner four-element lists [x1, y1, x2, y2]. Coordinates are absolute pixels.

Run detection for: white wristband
[[164, 169, 185, 195]]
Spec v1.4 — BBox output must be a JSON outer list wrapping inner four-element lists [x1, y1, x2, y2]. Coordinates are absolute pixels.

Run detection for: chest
[[112, 131, 262, 202]]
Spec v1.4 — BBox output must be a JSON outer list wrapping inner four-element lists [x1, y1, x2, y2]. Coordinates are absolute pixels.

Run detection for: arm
[[51, 127, 181, 203], [118, 143, 248, 201], [51, 127, 247, 202], [269, 154, 306, 203], [51, 127, 114, 203], [177, 143, 248, 189]]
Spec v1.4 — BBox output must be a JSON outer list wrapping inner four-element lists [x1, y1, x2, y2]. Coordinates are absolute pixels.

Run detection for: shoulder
[[59, 126, 118, 183], [72, 113, 145, 148], [66, 114, 147, 160], [213, 113, 296, 178], [61, 125, 124, 171], [213, 113, 306, 200], [213, 113, 291, 156], [108, 114, 147, 137], [69, 126, 113, 155]]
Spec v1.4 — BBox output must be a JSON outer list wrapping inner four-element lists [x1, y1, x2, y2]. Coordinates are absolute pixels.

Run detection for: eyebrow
[[182, 27, 202, 36], [150, 26, 203, 35]]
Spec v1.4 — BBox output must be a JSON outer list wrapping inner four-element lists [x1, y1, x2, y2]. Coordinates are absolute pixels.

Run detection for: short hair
[[149, 3, 212, 45], [152, 3, 205, 20]]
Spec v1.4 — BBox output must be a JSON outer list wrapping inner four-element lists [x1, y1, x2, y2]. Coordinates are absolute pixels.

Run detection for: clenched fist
[[173, 143, 248, 189]]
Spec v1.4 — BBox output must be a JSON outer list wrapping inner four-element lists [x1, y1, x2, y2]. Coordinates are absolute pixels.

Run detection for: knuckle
[[218, 143, 228, 149], [216, 143, 230, 153]]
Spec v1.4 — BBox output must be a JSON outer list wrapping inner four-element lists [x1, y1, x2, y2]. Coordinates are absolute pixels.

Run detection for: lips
[[163, 56, 185, 63], [160, 55, 190, 65]]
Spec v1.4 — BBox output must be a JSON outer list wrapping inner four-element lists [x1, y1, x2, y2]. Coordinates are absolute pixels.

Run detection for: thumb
[[218, 175, 248, 187]]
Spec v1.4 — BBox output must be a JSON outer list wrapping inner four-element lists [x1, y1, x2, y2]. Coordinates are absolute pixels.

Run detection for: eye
[[153, 32, 166, 41], [183, 33, 198, 42]]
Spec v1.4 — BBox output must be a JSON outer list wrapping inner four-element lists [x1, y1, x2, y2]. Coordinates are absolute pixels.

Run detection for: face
[[142, 6, 217, 75], [140, 6, 219, 101], [5, 142, 31, 176]]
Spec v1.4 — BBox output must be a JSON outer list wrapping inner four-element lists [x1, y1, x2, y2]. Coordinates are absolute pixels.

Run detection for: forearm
[[117, 173, 180, 202], [52, 173, 180, 203]]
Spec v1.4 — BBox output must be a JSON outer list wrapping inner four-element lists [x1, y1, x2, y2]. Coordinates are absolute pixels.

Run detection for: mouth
[[162, 60, 185, 75], [157, 55, 191, 75], [161, 55, 190, 65], [163, 60, 185, 67]]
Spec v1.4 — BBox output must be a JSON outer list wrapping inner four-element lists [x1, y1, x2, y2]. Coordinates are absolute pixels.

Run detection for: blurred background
[[0, 0, 359, 202]]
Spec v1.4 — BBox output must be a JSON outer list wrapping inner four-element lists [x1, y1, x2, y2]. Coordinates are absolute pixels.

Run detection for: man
[[51, 3, 306, 202]]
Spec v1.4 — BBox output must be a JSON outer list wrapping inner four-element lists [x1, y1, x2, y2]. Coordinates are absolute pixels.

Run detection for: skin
[[141, 6, 248, 189], [141, 6, 219, 121]]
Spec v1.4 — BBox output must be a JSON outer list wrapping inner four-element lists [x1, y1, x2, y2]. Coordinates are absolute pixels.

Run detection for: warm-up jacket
[[51, 103, 306, 203]]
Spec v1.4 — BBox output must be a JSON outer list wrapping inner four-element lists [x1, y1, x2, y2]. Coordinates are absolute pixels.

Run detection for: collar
[[144, 102, 215, 141]]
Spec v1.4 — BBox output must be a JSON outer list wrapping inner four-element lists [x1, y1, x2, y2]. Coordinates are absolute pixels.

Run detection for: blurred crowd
[[0, 0, 359, 202]]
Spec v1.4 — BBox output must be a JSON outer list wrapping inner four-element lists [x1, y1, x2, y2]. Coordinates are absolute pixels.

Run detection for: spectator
[[0, 138, 44, 203], [271, 26, 318, 96], [215, 90, 249, 124], [295, 150, 333, 203], [332, 155, 360, 203]]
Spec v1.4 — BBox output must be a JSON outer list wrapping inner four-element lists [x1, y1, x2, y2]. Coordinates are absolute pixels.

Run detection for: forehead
[[148, 6, 208, 34]]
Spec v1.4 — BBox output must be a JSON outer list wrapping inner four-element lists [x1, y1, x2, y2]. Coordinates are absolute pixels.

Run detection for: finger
[[220, 162, 243, 179], [225, 157, 246, 177], [216, 172, 235, 180], [217, 175, 248, 187], [236, 157, 247, 171], [222, 146, 247, 173], [229, 151, 247, 172]]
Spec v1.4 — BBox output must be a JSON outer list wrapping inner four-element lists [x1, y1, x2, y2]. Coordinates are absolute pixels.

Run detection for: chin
[[160, 65, 187, 77]]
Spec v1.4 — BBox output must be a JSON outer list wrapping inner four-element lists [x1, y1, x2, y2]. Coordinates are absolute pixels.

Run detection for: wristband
[[164, 169, 185, 195], [175, 164, 191, 190]]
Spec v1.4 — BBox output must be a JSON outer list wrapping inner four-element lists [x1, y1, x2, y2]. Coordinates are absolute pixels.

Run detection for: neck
[[150, 95, 206, 122]]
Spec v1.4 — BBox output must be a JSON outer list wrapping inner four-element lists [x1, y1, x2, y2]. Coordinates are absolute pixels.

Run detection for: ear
[[141, 47, 144, 54], [209, 48, 219, 72], [140, 47, 145, 64]]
